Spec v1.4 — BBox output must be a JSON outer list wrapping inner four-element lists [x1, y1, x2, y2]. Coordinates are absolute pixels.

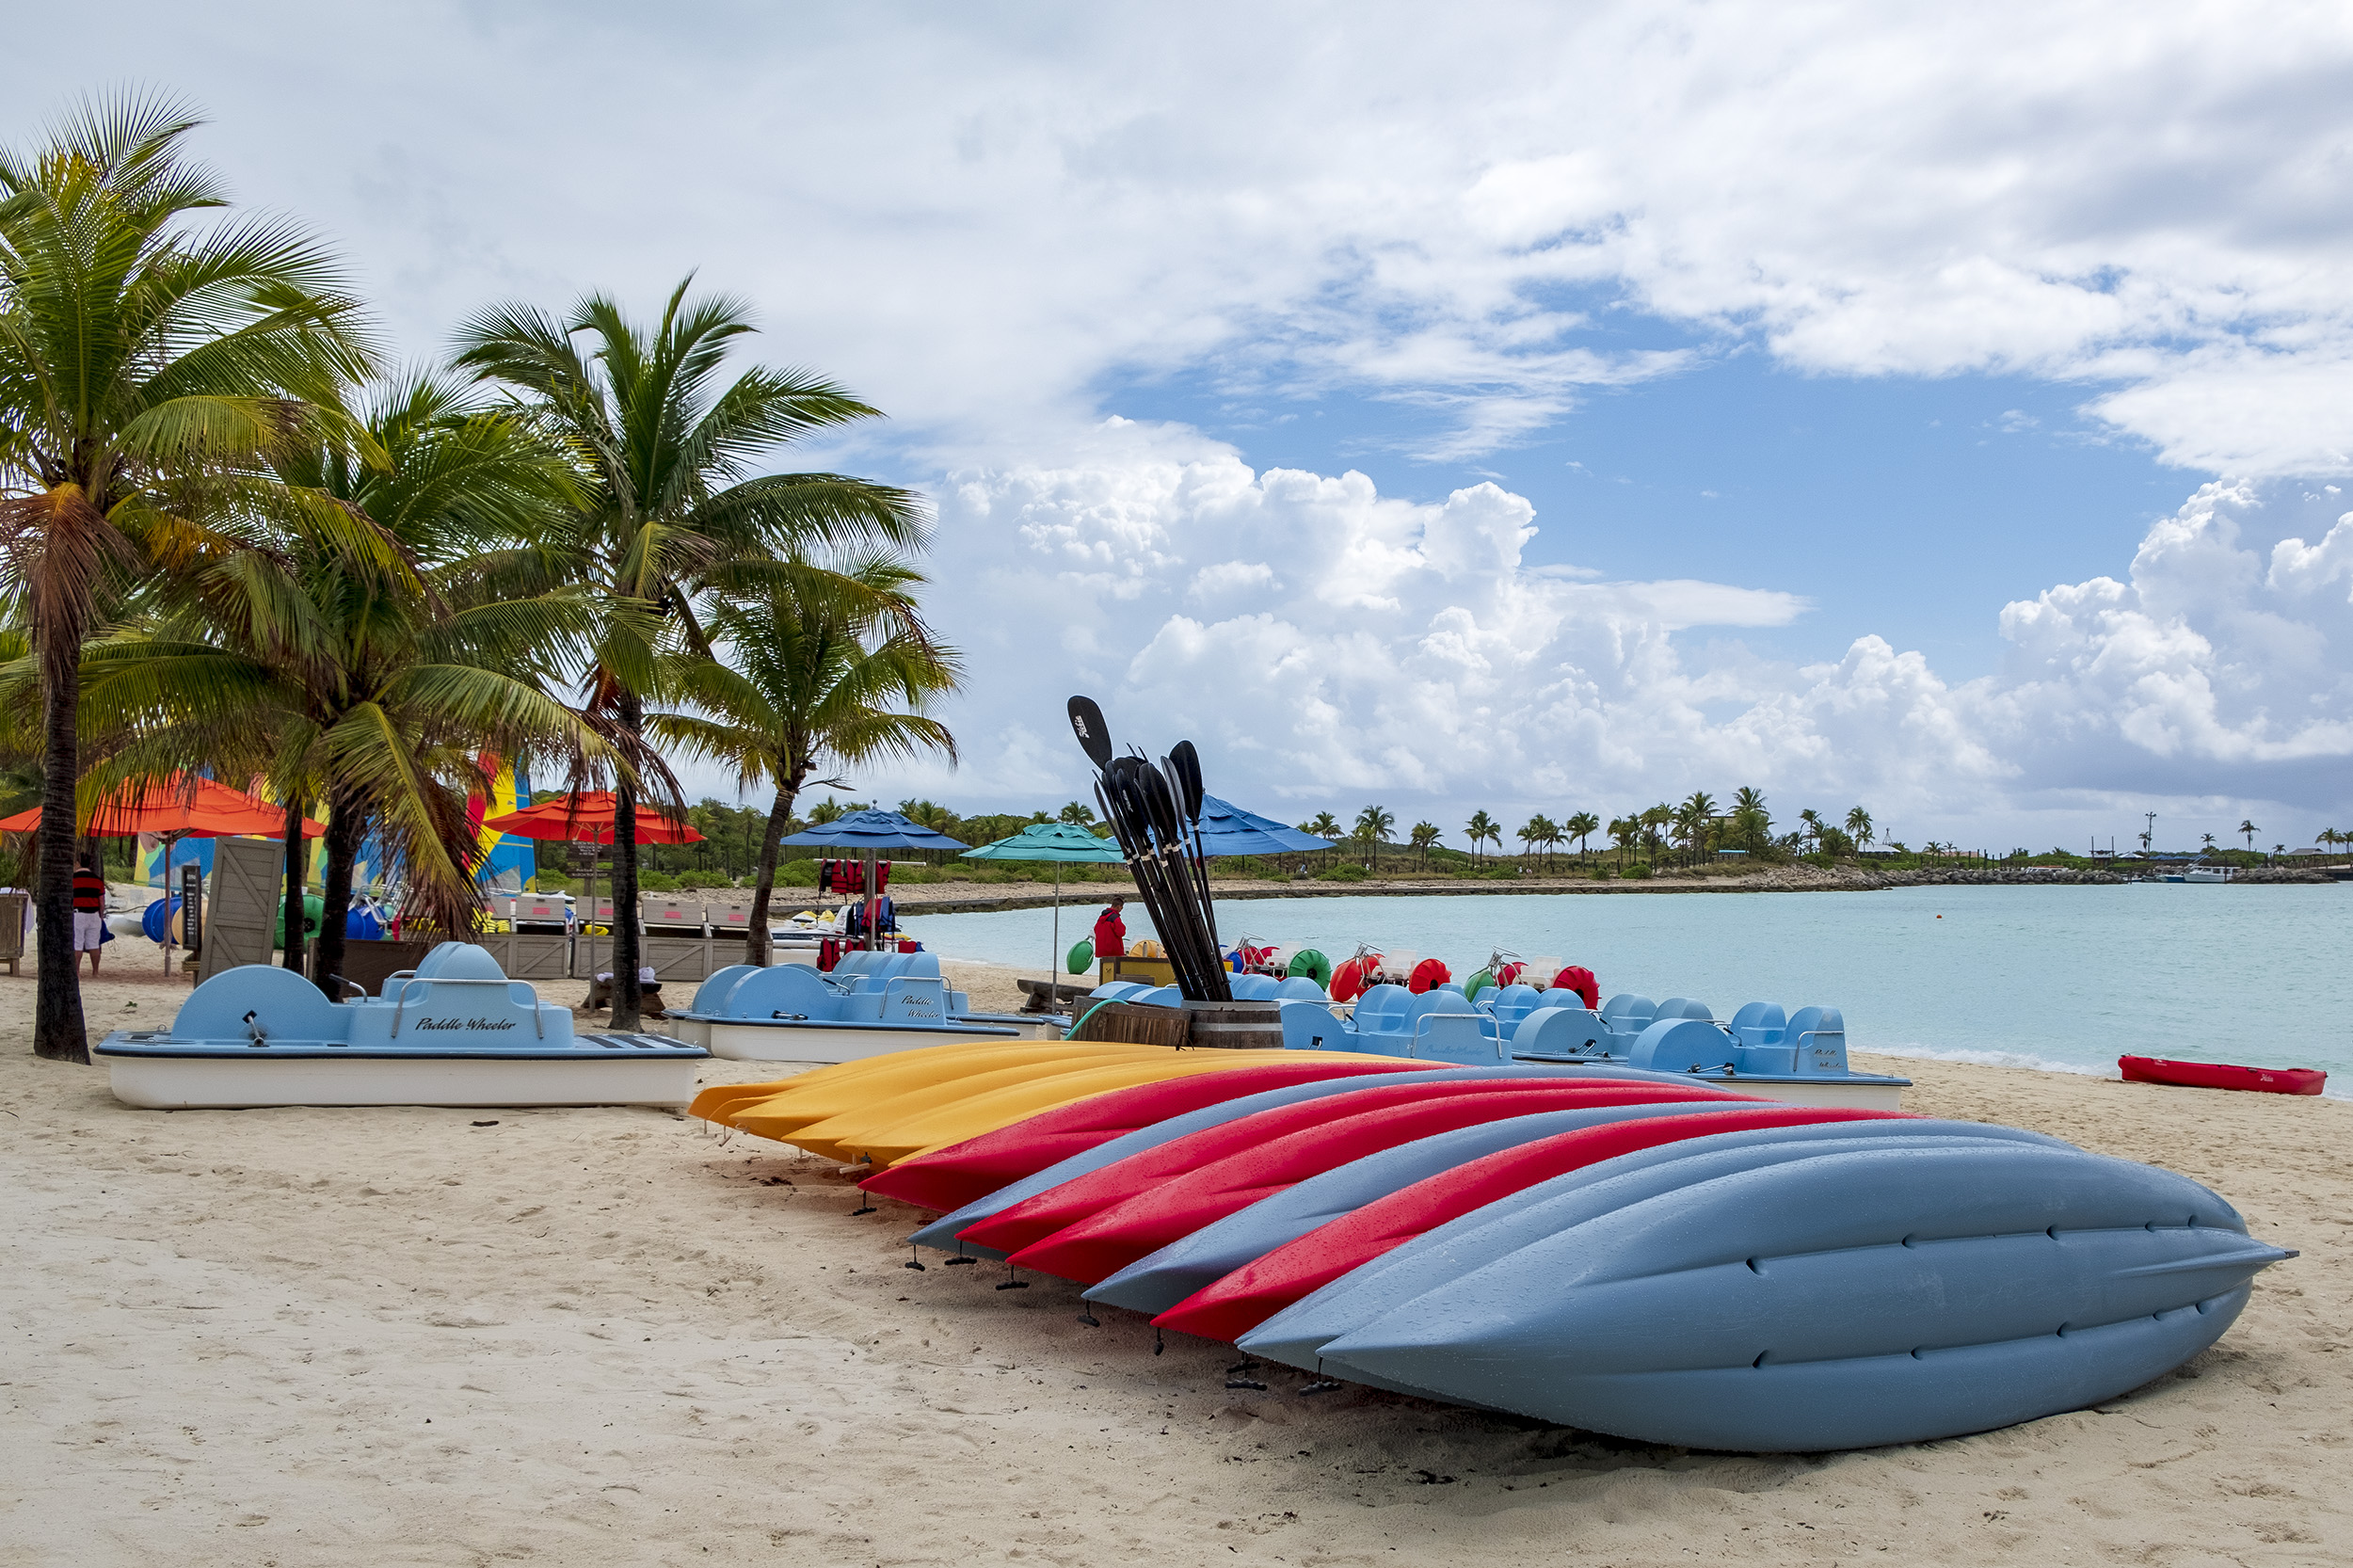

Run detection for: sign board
[[196, 836, 285, 982]]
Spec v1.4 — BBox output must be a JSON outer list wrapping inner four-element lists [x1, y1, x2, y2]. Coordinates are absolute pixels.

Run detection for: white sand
[[4, 960, 2347, 1566]]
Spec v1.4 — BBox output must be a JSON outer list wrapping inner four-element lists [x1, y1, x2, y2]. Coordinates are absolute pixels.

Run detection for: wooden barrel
[[1181, 999, 1284, 1050], [1064, 1000, 1191, 1048]]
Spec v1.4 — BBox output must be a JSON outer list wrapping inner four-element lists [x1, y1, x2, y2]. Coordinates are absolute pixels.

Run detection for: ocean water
[[901, 885, 2353, 1093]]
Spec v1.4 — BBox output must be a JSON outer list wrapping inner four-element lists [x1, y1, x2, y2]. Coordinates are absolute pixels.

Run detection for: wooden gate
[[198, 836, 287, 982]]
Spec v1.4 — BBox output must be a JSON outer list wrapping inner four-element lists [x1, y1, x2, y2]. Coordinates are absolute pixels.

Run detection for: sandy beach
[[5, 954, 2347, 1567]]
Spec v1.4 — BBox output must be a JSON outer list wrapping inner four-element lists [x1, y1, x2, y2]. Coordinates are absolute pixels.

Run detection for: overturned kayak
[[2119, 1055, 2327, 1096], [1270, 1140, 2289, 1450]]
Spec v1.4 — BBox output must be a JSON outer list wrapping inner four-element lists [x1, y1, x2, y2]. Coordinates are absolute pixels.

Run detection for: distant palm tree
[[1609, 814, 1638, 871], [1566, 809, 1600, 863], [2238, 818, 2258, 851], [1465, 809, 1499, 863], [1730, 786, 1770, 852], [1353, 804, 1395, 871], [1640, 804, 1673, 866], [1059, 800, 1096, 828], [1798, 808, 1825, 851], [1845, 806, 1874, 850], [1409, 820, 1441, 870], [807, 797, 847, 824], [1307, 810, 1341, 869], [2201, 832, 2217, 852], [1517, 814, 1552, 868]]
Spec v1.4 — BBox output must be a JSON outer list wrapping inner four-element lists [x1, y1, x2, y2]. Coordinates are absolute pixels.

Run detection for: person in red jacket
[[72, 854, 107, 976], [1091, 896, 1128, 965]]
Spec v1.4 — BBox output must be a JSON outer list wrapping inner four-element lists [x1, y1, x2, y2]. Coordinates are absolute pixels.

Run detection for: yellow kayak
[[713, 1041, 1161, 1138], [758, 1048, 1164, 1160], [840, 1053, 1335, 1166]]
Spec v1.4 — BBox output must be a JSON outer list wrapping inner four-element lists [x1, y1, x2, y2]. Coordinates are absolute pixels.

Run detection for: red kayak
[[958, 1078, 1752, 1259], [1154, 1106, 1907, 1342], [2119, 1055, 2327, 1096], [993, 1084, 1756, 1283], [856, 1058, 1421, 1212]]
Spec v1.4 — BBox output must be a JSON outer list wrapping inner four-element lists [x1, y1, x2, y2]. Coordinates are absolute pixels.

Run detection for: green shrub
[[1625, 862, 1652, 880], [778, 860, 819, 888], [1317, 862, 1369, 882], [675, 870, 734, 890]]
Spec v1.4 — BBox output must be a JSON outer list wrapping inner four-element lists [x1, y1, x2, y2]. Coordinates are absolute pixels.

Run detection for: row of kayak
[[697, 1040, 2294, 1452]]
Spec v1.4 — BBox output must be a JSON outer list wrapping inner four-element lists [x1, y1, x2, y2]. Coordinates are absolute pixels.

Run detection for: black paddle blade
[[1067, 696, 1113, 770], [1169, 741, 1206, 823]]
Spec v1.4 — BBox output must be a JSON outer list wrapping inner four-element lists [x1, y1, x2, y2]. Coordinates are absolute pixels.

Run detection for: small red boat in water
[[2119, 1055, 2328, 1096]]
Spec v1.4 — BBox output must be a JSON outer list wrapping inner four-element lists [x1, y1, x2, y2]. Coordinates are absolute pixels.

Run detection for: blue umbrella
[[781, 810, 968, 951], [964, 822, 1126, 989], [1193, 794, 1335, 858]]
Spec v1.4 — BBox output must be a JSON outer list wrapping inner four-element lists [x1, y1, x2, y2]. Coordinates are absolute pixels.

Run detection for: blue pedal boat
[[1275, 985, 1911, 1109], [92, 941, 707, 1109], [665, 952, 1023, 1063]]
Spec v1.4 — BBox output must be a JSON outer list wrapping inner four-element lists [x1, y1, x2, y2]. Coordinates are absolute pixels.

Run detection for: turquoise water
[[903, 886, 2353, 1094]]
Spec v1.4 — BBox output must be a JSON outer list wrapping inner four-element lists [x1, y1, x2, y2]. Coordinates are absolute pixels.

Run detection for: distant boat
[[2162, 866, 2231, 883], [2119, 1055, 2325, 1096]]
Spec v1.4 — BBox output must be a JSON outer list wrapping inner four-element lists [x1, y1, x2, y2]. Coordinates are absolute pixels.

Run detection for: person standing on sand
[[1092, 895, 1128, 963], [71, 854, 106, 976]]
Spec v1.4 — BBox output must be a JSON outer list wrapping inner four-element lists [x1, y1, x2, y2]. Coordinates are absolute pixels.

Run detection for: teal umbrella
[[963, 822, 1126, 995]]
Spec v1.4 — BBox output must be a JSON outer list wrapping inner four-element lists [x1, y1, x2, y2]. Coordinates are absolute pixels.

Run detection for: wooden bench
[[1016, 977, 1094, 1015]]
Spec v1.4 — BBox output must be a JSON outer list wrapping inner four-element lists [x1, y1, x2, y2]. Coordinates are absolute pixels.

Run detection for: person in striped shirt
[[72, 854, 107, 975]]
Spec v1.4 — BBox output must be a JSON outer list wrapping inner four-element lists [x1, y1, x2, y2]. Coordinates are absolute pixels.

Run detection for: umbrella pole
[[866, 849, 879, 952], [1051, 860, 1061, 1003]]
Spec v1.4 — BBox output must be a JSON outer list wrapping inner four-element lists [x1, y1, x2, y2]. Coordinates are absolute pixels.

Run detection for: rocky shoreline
[[885, 860, 2342, 915]]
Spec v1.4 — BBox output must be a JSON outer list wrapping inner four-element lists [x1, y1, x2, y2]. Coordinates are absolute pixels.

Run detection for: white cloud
[[872, 433, 2353, 847], [18, 2, 2353, 471]]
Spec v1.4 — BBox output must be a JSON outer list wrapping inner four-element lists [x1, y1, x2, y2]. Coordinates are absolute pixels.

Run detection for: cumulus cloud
[[23, 3, 2353, 471], [892, 431, 2353, 844]]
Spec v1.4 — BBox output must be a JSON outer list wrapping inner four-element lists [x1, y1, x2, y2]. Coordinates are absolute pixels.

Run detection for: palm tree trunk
[[611, 694, 644, 1030], [34, 619, 88, 1063], [742, 763, 802, 968], [311, 788, 369, 998], [281, 795, 308, 971]]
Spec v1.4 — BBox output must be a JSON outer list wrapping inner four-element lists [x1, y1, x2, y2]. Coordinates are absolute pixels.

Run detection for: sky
[[14, 2, 2353, 855]]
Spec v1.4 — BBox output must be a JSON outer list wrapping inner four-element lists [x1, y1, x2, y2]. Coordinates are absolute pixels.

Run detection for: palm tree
[[1730, 786, 1770, 852], [1565, 810, 1600, 864], [0, 94, 379, 1059], [2238, 818, 2258, 852], [1516, 814, 1549, 868], [75, 373, 618, 994], [1677, 792, 1716, 865], [1353, 805, 1395, 872], [649, 558, 959, 964], [1640, 804, 1673, 867], [456, 280, 926, 1028], [1798, 808, 1825, 852], [1058, 801, 1097, 829], [1465, 809, 1498, 864], [1608, 814, 1639, 871], [1305, 810, 1341, 870], [1845, 806, 1873, 851], [2201, 832, 2217, 852], [1409, 820, 1440, 871]]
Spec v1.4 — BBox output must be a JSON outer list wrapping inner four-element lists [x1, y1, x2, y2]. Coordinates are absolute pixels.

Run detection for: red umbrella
[[0, 773, 325, 838], [479, 791, 703, 845], [0, 774, 324, 979]]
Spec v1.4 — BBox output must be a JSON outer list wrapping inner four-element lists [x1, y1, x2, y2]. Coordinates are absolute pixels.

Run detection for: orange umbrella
[[0, 774, 324, 838], [480, 791, 703, 845]]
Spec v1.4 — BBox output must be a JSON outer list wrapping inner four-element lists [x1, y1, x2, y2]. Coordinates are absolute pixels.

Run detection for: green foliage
[[778, 859, 819, 887], [1317, 861, 1369, 882]]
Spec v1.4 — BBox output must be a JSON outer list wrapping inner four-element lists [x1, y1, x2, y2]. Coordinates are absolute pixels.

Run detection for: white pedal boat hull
[[94, 1042, 703, 1110], [683, 1016, 1022, 1063]]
